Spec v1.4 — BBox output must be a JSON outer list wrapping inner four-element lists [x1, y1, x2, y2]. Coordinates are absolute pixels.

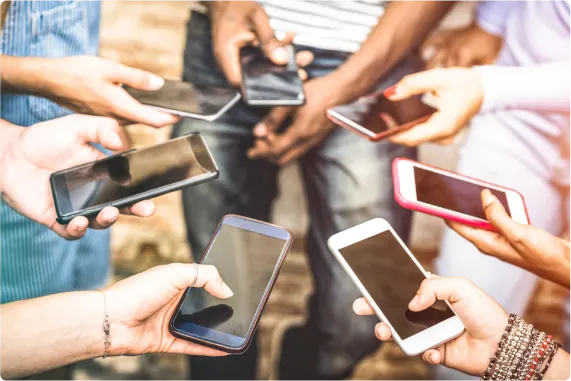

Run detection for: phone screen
[[339, 230, 455, 340], [414, 166, 511, 219], [52, 134, 217, 215], [240, 46, 304, 104], [172, 222, 289, 347], [330, 93, 436, 135], [125, 80, 240, 117]]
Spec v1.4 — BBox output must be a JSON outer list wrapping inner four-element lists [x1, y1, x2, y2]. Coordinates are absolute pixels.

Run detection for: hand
[[105, 263, 234, 357], [37, 56, 179, 127], [384, 67, 484, 146], [422, 24, 503, 69], [353, 276, 509, 376], [209, 1, 300, 86], [449, 190, 570, 288], [0, 115, 156, 240], [247, 74, 343, 165]]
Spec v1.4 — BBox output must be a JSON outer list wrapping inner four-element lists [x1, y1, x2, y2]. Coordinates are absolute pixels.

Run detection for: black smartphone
[[124, 80, 241, 121], [239, 45, 305, 106], [50, 133, 219, 224], [169, 215, 293, 354]]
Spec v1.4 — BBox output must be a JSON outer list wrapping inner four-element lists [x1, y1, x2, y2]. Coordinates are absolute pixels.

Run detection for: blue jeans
[[173, 12, 416, 379]]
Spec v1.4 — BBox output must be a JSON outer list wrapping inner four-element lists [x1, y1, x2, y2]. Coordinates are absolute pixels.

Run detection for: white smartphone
[[328, 218, 464, 356], [393, 158, 529, 230], [125, 80, 241, 121]]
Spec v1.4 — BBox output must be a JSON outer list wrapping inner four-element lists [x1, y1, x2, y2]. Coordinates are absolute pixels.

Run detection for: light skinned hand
[[421, 24, 503, 69], [353, 276, 509, 376], [449, 190, 570, 288], [208, 1, 312, 86], [38, 56, 179, 127], [105, 263, 233, 357], [384, 67, 484, 146], [0, 115, 156, 240]]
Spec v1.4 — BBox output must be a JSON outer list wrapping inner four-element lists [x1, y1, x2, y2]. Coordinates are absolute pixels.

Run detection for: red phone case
[[391, 157, 530, 231]]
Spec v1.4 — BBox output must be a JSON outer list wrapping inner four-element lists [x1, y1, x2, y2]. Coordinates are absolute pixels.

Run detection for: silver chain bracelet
[[98, 288, 111, 359]]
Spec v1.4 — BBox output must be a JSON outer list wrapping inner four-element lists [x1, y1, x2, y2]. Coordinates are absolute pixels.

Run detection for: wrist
[[2, 56, 57, 97], [102, 286, 136, 357]]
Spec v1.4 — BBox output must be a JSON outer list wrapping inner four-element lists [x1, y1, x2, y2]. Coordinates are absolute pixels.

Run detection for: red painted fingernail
[[384, 85, 398, 98]]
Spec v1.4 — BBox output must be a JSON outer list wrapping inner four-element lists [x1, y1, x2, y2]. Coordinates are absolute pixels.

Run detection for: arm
[[0, 119, 23, 156], [476, 1, 517, 37], [1, 263, 232, 379], [475, 62, 571, 114], [331, 1, 454, 103]]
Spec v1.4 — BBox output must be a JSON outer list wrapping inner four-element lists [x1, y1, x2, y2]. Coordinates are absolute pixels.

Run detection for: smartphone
[[50, 133, 219, 224], [327, 92, 437, 142], [392, 158, 529, 230], [169, 215, 293, 354], [124, 80, 241, 121], [239, 45, 305, 106], [328, 218, 464, 356]]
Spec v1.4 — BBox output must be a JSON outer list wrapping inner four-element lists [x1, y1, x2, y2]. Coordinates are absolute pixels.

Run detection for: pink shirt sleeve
[[474, 62, 571, 114], [476, 1, 518, 37]]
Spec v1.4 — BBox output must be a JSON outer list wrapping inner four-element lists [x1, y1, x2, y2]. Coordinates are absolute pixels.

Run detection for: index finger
[[385, 69, 448, 101]]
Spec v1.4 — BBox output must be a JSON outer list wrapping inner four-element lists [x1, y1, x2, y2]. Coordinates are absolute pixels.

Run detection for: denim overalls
[[0, 1, 110, 303]]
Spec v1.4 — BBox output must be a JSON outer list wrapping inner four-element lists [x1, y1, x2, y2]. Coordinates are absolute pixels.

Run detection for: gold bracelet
[[98, 288, 111, 359]]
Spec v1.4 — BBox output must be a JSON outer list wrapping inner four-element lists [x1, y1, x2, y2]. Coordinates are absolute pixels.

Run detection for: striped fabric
[[257, 0, 386, 52], [0, 1, 110, 304]]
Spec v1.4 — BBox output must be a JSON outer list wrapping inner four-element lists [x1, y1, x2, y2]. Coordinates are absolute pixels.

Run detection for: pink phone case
[[391, 158, 530, 231]]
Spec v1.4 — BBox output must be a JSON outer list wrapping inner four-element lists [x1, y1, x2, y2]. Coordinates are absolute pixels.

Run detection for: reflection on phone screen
[[339, 230, 454, 339], [174, 224, 288, 343], [53, 135, 216, 215], [125, 80, 239, 116], [240, 46, 304, 103], [414, 167, 511, 219]]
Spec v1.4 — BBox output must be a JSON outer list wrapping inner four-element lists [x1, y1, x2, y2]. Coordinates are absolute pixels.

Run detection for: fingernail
[[222, 282, 233, 298], [430, 353, 439, 364], [384, 85, 398, 98], [272, 46, 289, 63], [482, 189, 496, 208], [254, 123, 267, 137], [75, 219, 88, 230], [148, 75, 165, 90], [408, 295, 419, 309], [109, 132, 123, 149]]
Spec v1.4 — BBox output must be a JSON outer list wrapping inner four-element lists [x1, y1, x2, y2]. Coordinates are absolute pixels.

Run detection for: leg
[[279, 125, 416, 379], [435, 114, 564, 378], [172, 13, 277, 379]]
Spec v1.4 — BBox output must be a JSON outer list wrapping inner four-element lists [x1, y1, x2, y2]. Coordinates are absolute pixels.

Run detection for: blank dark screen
[[240, 46, 303, 102], [176, 225, 287, 338], [54, 135, 215, 214], [339, 230, 454, 339], [414, 167, 511, 219]]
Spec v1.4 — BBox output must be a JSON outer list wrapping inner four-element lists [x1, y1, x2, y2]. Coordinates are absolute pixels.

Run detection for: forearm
[[1, 55, 57, 96], [475, 62, 571, 114], [330, 1, 453, 102], [543, 350, 570, 380], [1, 291, 104, 379]]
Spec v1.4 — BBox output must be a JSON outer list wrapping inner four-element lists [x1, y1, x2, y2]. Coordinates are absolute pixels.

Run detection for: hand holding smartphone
[[50, 133, 219, 224], [328, 218, 464, 355], [327, 90, 437, 142], [169, 215, 293, 354], [392, 158, 529, 230], [240, 45, 305, 106]]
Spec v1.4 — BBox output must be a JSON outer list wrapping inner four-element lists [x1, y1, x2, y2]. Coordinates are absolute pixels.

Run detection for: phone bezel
[[393, 158, 529, 228], [50, 133, 219, 224], [169, 215, 293, 354], [327, 218, 465, 356], [239, 45, 305, 107]]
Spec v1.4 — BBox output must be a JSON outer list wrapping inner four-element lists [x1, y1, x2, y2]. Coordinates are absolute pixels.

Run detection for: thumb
[[253, 106, 292, 137], [250, 7, 289, 65], [408, 277, 468, 312], [384, 68, 447, 101], [193, 264, 234, 299], [77, 116, 124, 151], [481, 189, 527, 242], [107, 62, 165, 91]]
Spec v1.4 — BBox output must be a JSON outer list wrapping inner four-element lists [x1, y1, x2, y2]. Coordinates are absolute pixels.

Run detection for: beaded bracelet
[[481, 314, 559, 380]]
